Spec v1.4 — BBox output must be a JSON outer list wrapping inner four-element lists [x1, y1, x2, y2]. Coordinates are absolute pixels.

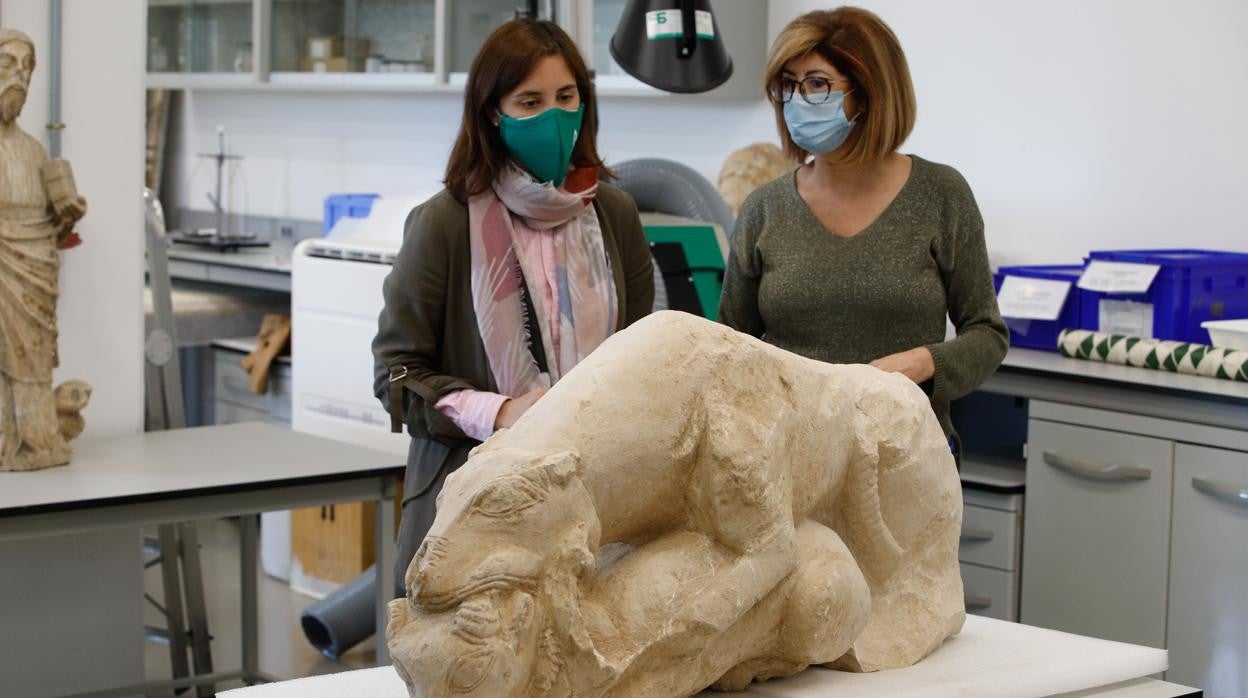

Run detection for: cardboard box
[[300, 56, 365, 73], [305, 36, 372, 60], [306, 36, 342, 60]]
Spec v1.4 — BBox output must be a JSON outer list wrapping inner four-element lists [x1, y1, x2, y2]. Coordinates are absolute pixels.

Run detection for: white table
[[218, 615, 1197, 698], [990, 347, 1248, 431], [0, 422, 404, 698], [168, 238, 296, 292]]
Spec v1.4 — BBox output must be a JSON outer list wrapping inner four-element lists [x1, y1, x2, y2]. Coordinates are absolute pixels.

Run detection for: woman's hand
[[870, 347, 935, 384], [494, 387, 549, 430]]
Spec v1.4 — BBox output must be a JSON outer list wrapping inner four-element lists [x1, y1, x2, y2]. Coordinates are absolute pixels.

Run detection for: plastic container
[[993, 264, 1086, 351], [643, 220, 726, 321], [1080, 249, 1248, 344], [1201, 319, 1248, 350], [323, 193, 380, 236]]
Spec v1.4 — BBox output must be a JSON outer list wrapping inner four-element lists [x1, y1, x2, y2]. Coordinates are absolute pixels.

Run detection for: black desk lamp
[[610, 0, 733, 93]]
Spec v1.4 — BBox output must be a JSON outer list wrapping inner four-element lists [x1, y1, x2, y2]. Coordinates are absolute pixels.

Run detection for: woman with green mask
[[372, 18, 654, 596]]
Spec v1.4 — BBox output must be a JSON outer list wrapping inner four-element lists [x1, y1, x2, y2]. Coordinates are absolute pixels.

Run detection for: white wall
[[0, 2, 146, 695], [174, 90, 774, 224], [769, 0, 1248, 265], [7, 0, 146, 435]]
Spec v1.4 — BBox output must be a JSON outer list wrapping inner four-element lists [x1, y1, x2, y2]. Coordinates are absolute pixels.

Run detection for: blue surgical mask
[[783, 90, 856, 155]]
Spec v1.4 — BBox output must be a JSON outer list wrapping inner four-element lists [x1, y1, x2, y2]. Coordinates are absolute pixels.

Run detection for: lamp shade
[[609, 0, 733, 94]]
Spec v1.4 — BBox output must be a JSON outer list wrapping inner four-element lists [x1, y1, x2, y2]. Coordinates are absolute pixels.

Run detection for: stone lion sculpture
[[717, 143, 793, 217], [387, 311, 964, 697]]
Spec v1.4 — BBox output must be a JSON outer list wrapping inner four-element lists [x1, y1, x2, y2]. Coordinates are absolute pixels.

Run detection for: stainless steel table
[[0, 422, 403, 698], [985, 347, 1248, 431], [168, 239, 295, 292]]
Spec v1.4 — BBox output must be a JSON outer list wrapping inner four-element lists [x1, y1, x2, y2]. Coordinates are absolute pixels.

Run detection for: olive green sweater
[[719, 155, 1008, 437]]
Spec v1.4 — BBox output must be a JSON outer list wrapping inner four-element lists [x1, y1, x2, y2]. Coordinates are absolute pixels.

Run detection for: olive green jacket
[[372, 183, 654, 502]]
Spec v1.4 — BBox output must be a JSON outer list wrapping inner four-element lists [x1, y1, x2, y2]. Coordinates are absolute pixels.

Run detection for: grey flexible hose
[[611, 158, 735, 239], [299, 565, 378, 659], [612, 158, 733, 314]]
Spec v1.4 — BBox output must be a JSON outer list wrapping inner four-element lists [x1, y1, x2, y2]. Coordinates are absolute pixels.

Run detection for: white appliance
[[291, 238, 409, 455], [278, 195, 431, 590], [291, 194, 433, 456]]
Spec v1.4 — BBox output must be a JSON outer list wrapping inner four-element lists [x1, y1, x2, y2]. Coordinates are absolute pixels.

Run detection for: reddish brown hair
[[444, 19, 609, 203], [766, 7, 916, 167]]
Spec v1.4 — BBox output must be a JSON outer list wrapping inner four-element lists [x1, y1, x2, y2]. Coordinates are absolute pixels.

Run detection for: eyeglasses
[[768, 76, 847, 105]]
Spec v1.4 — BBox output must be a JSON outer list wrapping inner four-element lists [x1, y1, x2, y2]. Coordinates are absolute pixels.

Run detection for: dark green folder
[[641, 214, 728, 321]]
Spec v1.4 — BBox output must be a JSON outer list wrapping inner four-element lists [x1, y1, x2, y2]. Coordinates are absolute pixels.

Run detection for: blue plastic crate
[[323, 193, 380, 236], [993, 264, 1085, 351], [1080, 249, 1248, 344]]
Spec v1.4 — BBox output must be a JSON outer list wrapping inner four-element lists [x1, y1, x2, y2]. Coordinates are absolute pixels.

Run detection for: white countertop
[[219, 615, 1177, 698], [1001, 347, 1248, 401], [167, 238, 298, 273], [0, 422, 401, 513]]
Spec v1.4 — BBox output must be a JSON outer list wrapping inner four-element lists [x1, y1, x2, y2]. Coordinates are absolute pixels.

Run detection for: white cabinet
[[147, 0, 257, 87], [960, 485, 1023, 621], [961, 563, 1017, 621], [269, 0, 437, 79], [212, 341, 292, 427], [147, 0, 769, 96], [447, 0, 519, 75], [1167, 444, 1248, 696], [1020, 419, 1174, 648]]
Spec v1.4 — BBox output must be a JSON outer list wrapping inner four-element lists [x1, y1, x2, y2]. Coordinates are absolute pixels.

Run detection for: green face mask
[[498, 104, 585, 186]]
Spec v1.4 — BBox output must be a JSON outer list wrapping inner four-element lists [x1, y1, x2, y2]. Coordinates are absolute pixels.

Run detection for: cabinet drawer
[[961, 563, 1017, 622], [214, 349, 292, 422], [270, 372, 292, 422], [1020, 419, 1173, 648], [215, 400, 271, 426], [215, 353, 268, 413], [959, 504, 1020, 571], [292, 502, 377, 584], [1166, 444, 1248, 694]]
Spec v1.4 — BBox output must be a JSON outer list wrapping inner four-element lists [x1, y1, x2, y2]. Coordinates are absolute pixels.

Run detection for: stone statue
[[387, 311, 965, 697], [717, 143, 793, 217], [0, 28, 90, 472]]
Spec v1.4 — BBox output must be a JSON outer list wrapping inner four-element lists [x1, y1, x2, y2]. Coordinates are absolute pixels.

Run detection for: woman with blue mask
[[373, 19, 654, 596], [719, 7, 1008, 465]]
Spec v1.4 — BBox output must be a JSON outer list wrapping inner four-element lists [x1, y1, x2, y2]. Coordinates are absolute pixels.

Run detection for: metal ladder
[[144, 188, 216, 696]]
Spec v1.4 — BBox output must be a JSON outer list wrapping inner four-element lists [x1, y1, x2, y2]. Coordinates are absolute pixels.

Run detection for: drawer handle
[[1042, 452, 1151, 482], [1192, 477, 1248, 508], [222, 375, 253, 393], [960, 527, 995, 542], [965, 595, 992, 610]]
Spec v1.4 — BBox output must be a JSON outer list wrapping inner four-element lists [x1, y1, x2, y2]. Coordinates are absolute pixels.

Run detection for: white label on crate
[[646, 10, 715, 39], [1077, 260, 1161, 293], [997, 276, 1071, 321], [1099, 300, 1154, 338]]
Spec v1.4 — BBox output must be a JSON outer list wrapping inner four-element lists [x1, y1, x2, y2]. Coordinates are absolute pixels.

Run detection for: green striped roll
[[1057, 329, 1248, 383]]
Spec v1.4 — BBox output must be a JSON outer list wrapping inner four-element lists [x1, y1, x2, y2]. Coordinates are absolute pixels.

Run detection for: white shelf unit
[[146, 0, 768, 99]]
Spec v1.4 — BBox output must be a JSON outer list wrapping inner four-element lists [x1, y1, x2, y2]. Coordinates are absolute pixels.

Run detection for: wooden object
[[290, 480, 403, 584], [241, 314, 291, 395], [0, 28, 90, 472], [388, 311, 964, 697], [292, 502, 377, 584]]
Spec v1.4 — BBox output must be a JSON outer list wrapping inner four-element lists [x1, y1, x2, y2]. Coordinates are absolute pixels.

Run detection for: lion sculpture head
[[387, 447, 615, 698]]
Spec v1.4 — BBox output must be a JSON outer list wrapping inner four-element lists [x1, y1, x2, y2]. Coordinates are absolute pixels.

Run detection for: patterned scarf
[[467, 165, 617, 396]]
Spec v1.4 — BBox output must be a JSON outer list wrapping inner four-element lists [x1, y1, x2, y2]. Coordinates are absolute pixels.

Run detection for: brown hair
[[765, 7, 916, 167], [444, 19, 609, 203]]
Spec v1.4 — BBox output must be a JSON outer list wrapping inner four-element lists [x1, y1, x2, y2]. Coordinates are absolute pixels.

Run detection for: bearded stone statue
[[0, 28, 91, 471]]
